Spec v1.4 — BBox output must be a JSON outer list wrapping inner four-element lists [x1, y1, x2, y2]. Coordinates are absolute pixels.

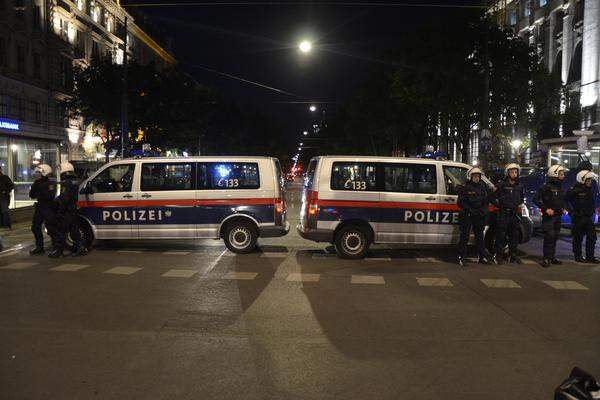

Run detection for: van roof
[[311, 155, 471, 166], [117, 156, 277, 162]]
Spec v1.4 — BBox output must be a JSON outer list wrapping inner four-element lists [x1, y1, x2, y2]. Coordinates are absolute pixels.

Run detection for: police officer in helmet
[[457, 167, 491, 266], [29, 164, 57, 255], [49, 162, 86, 258], [492, 163, 525, 264], [534, 164, 567, 268], [566, 170, 600, 264]]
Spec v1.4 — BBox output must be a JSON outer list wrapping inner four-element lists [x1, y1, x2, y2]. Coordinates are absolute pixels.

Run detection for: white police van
[[77, 157, 289, 253], [298, 156, 532, 258]]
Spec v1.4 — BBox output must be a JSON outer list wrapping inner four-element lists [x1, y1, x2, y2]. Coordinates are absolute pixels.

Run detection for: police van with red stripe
[[77, 157, 289, 253], [298, 156, 532, 259]]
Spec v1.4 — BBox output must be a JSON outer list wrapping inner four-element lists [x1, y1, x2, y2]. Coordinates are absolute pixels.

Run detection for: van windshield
[[304, 159, 317, 188]]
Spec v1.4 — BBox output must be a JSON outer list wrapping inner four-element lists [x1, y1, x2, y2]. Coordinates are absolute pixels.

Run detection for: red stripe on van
[[317, 199, 461, 211], [77, 198, 277, 208]]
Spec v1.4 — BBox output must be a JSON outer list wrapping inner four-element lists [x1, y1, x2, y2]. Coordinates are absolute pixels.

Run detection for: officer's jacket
[[566, 183, 596, 218], [57, 175, 79, 214], [533, 177, 565, 215], [457, 180, 490, 216], [492, 178, 525, 211], [29, 176, 57, 207]]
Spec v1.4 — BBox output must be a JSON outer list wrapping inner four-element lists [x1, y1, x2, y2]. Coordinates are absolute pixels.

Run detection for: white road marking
[[365, 257, 392, 262], [117, 250, 143, 254], [522, 259, 538, 265], [202, 249, 228, 274], [162, 269, 197, 278], [312, 253, 336, 259], [103, 267, 142, 275], [416, 257, 433, 263], [416, 277, 453, 287], [50, 264, 89, 272], [480, 279, 521, 289], [222, 271, 258, 280], [0, 262, 38, 270], [162, 251, 191, 256], [543, 280, 589, 290], [286, 273, 320, 282], [260, 252, 289, 258], [351, 275, 385, 285]]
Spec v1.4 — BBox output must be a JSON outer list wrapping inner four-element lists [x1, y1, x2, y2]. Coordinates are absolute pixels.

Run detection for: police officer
[[29, 164, 57, 255], [49, 162, 86, 258], [566, 170, 600, 264], [533, 164, 567, 268], [493, 163, 525, 264], [457, 167, 491, 266]]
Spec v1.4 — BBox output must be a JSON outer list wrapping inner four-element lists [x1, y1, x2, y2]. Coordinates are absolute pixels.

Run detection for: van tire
[[223, 220, 258, 254], [334, 225, 370, 259]]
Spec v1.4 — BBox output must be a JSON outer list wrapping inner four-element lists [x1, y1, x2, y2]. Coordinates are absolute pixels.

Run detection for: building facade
[[0, 0, 175, 208], [490, 0, 600, 131]]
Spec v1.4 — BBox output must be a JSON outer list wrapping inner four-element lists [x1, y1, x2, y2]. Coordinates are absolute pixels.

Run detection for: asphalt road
[[0, 183, 599, 400]]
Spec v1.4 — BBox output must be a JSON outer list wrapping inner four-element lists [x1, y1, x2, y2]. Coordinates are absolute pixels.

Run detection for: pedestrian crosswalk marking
[[260, 252, 289, 258], [103, 267, 142, 275], [480, 279, 521, 289], [416, 277, 453, 287], [416, 257, 433, 263], [365, 257, 392, 262], [286, 273, 320, 282], [522, 259, 538, 265], [312, 253, 336, 259], [351, 275, 385, 285], [162, 251, 191, 256], [117, 250, 143, 254], [50, 264, 89, 272], [542, 280, 589, 290], [0, 262, 37, 270], [162, 269, 197, 278], [222, 271, 258, 280]]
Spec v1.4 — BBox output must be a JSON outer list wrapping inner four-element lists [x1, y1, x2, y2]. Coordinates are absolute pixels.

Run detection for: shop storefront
[[0, 118, 61, 209]]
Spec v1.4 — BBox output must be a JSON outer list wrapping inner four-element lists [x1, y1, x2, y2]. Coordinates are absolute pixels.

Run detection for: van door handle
[[141, 193, 152, 198], [444, 198, 455, 202], [425, 196, 436, 201], [122, 194, 133, 199]]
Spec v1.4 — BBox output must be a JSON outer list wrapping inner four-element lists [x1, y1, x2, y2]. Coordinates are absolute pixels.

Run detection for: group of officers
[[457, 163, 599, 267], [28, 162, 86, 258]]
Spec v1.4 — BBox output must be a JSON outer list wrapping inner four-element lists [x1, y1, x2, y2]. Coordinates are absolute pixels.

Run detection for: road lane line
[[162, 269, 197, 278], [222, 271, 258, 280], [162, 251, 191, 256], [351, 275, 385, 285], [480, 279, 522, 289], [542, 280, 589, 290], [103, 267, 142, 275], [50, 264, 90, 272], [117, 250, 143, 254], [286, 273, 320, 282], [0, 262, 38, 270], [416, 277, 453, 287], [202, 249, 228, 274], [365, 257, 392, 262]]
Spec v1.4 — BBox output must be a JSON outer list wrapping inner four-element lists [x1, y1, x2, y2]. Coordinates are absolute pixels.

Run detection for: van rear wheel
[[223, 220, 258, 254], [335, 225, 370, 259]]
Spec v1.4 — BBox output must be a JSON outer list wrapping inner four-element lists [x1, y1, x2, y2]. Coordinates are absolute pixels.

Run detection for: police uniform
[[29, 173, 57, 254], [566, 172, 598, 263], [457, 178, 490, 264], [533, 173, 565, 265], [493, 176, 525, 262]]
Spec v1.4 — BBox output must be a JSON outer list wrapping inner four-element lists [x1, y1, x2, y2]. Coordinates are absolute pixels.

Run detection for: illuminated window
[[524, 0, 531, 17], [539, 0, 547, 6]]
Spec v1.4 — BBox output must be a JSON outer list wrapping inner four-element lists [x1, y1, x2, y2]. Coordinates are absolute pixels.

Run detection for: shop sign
[[0, 119, 20, 131]]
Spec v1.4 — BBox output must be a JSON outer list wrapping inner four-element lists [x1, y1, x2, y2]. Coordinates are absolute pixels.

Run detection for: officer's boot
[[478, 257, 490, 265], [541, 259, 551, 268], [48, 249, 64, 259], [492, 254, 501, 265], [585, 256, 600, 264], [71, 247, 88, 257], [574, 253, 586, 263], [457, 256, 466, 267], [509, 255, 522, 264], [29, 247, 44, 255], [550, 258, 562, 265]]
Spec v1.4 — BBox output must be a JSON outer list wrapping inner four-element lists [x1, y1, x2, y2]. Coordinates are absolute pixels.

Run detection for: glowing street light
[[303, 131, 308, 136], [309, 105, 317, 112], [299, 40, 312, 53], [298, 147, 302, 151], [511, 139, 522, 150]]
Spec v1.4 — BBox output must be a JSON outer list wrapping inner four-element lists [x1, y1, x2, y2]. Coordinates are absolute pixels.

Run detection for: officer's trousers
[[458, 211, 486, 259], [542, 215, 562, 259], [571, 216, 596, 259], [495, 210, 519, 257]]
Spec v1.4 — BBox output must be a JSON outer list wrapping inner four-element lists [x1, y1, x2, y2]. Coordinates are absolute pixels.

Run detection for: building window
[[31, 101, 41, 124], [509, 9, 517, 26], [32, 5, 41, 28], [0, 37, 7, 67], [0, 94, 8, 117], [91, 40, 99, 60], [523, 0, 531, 17], [77, 0, 84, 11], [60, 57, 73, 89], [16, 44, 25, 74], [33, 52, 41, 78], [14, 0, 25, 19], [17, 98, 26, 121], [539, 0, 547, 6]]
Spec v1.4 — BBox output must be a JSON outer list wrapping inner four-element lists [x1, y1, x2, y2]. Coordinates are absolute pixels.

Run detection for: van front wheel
[[335, 225, 370, 259], [223, 221, 258, 254]]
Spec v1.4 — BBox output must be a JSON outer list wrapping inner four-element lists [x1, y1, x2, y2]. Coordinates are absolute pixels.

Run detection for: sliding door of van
[[136, 161, 196, 239]]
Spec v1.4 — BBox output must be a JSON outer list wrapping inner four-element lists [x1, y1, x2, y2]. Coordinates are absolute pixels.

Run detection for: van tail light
[[307, 190, 318, 215], [274, 197, 285, 225]]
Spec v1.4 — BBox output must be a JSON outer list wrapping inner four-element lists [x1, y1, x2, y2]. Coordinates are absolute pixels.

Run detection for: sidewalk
[[0, 222, 35, 254]]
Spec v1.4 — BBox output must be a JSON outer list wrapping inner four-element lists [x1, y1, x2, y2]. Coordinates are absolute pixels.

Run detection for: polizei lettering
[[403, 210, 459, 224], [102, 209, 165, 222]]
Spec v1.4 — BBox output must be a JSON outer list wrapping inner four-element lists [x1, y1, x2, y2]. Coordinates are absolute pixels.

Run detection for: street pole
[[120, 17, 128, 159]]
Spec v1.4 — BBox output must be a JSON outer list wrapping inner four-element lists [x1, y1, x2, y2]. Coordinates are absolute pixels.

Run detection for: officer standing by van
[[457, 167, 491, 266], [29, 164, 57, 255], [49, 162, 86, 258], [533, 164, 567, 268], [492, 163, 525, 265], [566, 170, 600, 264]]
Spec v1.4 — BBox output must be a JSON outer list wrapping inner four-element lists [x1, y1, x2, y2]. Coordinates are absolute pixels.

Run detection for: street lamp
[[298, 147, 302, 151], [511, 139, 522, 150], [303, 131, 308, 136], [299, 40, 312, 53], [309, 105, 317, 112]]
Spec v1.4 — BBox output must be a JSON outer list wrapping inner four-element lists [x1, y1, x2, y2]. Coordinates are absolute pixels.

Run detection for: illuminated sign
[[0, 119, 19, 131]]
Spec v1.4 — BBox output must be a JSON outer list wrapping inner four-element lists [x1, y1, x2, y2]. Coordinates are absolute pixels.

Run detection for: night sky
[[124, 0, 485, 149]]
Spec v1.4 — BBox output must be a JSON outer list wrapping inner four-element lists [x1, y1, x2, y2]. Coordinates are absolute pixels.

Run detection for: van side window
[[331, 162, 377, 191], [90, 164, 135, 193], [304, 159, 318, 188], [384, 164, 436, 194], [196, 163, 209, 189], [208, 162, 260, 189], [141, 163, 193, 191], [443, 166, 468, 195]]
